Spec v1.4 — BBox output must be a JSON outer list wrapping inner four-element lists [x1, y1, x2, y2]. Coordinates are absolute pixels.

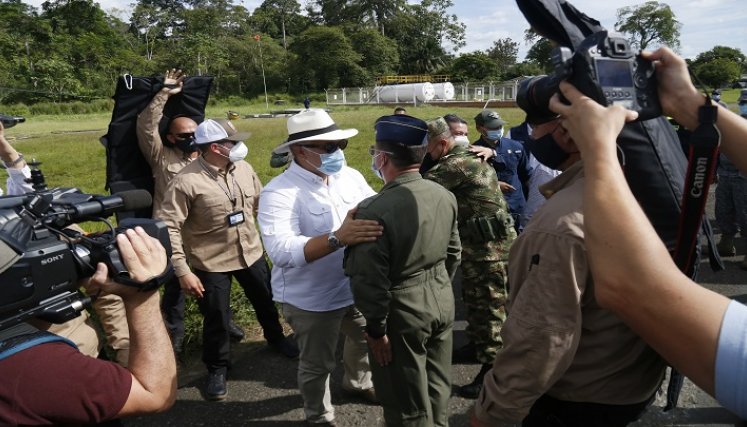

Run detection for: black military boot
[[452, 341, 478, 364], [458, 363, 492, 399]]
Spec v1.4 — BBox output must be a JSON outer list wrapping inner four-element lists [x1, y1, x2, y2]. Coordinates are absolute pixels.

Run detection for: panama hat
[[274, 109, 358, 153]]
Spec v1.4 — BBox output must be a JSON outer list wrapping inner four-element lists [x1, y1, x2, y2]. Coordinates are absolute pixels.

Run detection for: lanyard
[[199, 157, 240, 208]]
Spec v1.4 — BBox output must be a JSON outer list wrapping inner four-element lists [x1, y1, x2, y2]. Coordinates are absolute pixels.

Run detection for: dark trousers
[[161, 276, 185, 342], [523, 394, 653, 427], [194, 257, 285, 373]]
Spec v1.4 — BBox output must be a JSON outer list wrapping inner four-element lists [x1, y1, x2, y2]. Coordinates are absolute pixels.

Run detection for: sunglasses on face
[[302, 140, 348, 154], [172, 132, 195, 140]]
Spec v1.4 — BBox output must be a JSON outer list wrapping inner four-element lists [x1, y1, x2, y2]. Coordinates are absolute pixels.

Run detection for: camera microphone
[[119, 189, 153, 211], [58, 189, 152, 221]]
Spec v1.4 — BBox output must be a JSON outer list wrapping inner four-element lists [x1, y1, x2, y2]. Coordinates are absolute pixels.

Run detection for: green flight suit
[[344, 172, 461, 427]]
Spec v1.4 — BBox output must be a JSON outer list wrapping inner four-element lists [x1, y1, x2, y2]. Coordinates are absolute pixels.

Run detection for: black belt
[[458, 212, 513, 243]]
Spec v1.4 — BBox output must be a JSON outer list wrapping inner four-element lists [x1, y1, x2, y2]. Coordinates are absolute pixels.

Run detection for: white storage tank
[[377, 83, 435, 103], [432, 82, 455, 100]]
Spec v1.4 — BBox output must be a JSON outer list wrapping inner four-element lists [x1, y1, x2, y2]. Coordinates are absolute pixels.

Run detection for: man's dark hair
[[443, 114, 467, 126], [393, 107, 408, 115], [377, 141, 427, 167]]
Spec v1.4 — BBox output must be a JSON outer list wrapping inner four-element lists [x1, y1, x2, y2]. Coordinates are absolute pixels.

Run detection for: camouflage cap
[[427, 117, 451, 141], [0, 239, 20, 274]]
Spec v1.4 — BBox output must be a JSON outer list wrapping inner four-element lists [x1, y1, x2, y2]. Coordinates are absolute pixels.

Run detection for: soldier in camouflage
[[423, 116, 517, 399]]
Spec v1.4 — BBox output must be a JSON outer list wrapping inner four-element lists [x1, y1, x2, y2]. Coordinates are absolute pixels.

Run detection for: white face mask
[[220, 141, 248, 162], [453, 135, 470, 146]]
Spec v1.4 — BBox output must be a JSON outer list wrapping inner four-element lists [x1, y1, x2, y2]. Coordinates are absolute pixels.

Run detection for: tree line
[[0, 0, 744, 105]]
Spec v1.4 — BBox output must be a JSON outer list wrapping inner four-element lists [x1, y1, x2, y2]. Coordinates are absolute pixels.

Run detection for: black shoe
[[205, 372, 227, 401], [452, 341, 478, 364], [458, 363, 492, 399], [228, 321, 245, 343], [269, 336, 300, 359], [342, 386, 378, 404]]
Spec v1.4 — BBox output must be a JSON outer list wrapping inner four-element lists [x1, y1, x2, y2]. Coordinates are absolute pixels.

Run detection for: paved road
[[126, 191, 746, 427]]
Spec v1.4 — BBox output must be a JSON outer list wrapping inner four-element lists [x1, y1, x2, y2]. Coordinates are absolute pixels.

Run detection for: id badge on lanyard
[[227, 211, 245, 226]]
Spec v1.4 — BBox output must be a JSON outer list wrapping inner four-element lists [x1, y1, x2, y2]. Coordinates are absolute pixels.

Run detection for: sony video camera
[[517, 31, 661, 123], [0, 165, 170, 331]]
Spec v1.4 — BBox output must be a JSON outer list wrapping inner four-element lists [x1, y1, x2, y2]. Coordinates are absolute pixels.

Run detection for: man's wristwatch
[[327, 231, 343, 250]]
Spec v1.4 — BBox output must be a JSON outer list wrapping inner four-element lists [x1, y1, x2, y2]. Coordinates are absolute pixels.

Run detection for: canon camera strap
[[674, 100, 720, 277]]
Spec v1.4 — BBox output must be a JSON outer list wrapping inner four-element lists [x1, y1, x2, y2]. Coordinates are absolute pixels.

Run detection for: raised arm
[[642, 47, 747, 172], [0, 122, 33, 195]]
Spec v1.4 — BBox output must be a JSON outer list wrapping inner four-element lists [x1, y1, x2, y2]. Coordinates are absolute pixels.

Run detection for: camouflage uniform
[[424, 144, 516, 364]]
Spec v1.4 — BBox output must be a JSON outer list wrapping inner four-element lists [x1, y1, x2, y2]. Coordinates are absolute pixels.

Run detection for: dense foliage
[[0, 0, 745, 106]]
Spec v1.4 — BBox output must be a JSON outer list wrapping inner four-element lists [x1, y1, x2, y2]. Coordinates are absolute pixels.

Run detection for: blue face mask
[[370, 153, 384, 181], [486, 129, 503, 141], [305, 147, 345, 175], [740, 103, 747, 116]]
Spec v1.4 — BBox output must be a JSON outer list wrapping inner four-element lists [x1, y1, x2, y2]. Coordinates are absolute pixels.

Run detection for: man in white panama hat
[[258, 109, 382, 426]]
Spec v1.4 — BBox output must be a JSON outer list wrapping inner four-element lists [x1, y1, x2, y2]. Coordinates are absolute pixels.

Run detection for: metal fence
[[325, 79, 523, 106]]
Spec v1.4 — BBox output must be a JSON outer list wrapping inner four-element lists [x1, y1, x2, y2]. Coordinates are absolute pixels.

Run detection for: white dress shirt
[[2, 165, 33, 196], [258, 161, 376, 312]]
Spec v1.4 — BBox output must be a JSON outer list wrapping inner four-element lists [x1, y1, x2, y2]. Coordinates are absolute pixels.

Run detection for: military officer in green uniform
[[424, 117, 517, 399], [344, 114, 461, 427]]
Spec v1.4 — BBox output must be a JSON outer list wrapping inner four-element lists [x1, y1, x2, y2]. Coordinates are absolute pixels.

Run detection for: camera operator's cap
[[194, 119, 250, 145], [274, 109, 359, 154], [738, 89, 747, 104], [474, 110, 506, 130], [216, 119, 251, 142], [375, 114, 428, 146], [0, 239, 20, 274], [426, 117, 451, 141]]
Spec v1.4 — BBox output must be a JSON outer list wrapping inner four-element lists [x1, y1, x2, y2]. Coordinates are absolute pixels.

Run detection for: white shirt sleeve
[[714, 300, 747, 420], [5, 165, 33, 196], [257, 187, 312, 269]]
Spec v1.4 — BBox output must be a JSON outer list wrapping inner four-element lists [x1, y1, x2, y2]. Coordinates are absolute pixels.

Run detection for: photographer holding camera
[[470, 39, 671, 425], [0, 227, 176, 424], [547, 46, 747, 420]]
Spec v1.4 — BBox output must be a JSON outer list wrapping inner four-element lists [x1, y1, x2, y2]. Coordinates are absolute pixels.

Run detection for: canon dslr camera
[[518, 31, 661, 123]]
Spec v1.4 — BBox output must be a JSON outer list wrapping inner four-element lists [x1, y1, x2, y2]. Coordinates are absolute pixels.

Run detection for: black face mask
[[525, 133, 568, 170], [174, 137, 197, 154]]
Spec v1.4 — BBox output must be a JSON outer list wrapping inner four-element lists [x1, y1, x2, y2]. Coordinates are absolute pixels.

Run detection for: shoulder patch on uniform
[[357, 194, 380, 209]]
